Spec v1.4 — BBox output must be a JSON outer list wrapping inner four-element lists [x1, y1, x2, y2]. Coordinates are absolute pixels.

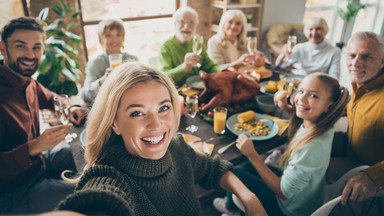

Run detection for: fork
[[217, 141, 237, 154]]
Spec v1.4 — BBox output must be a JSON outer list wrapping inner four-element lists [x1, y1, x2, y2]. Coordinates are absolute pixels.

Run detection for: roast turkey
[[199, 70, 260, 112]]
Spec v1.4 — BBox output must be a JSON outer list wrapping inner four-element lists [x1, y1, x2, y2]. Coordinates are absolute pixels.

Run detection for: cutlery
[[179, 86, 192, 93], [191, 136, 225, 144], [218, 141, 237, 154]]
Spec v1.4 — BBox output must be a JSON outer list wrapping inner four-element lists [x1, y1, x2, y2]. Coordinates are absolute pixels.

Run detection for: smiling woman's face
[[111, 81, 176, 160]]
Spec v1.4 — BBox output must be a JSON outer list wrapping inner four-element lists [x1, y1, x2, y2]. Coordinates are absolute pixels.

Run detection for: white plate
[[80, 129, 86, 145], [259, 81, 275, 96], [186, 75, 204, 90], [226, 113, 279, 140]]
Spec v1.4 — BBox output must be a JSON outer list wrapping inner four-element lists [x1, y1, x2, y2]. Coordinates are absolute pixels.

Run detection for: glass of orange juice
[[214, 107, 227, 134], [108, 53, 122, 68]]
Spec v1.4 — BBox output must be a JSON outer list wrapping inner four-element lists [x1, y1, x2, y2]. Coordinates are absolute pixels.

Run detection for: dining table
[[63, 67, 292, 202]]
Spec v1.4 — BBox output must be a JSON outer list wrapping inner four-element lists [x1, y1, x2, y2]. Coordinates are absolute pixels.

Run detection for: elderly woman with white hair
[[275, 17, 340, 79], [207, 9, 266, 70]]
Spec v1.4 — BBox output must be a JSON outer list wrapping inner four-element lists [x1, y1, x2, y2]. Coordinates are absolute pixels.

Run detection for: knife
[[191, 136, 225, 144]]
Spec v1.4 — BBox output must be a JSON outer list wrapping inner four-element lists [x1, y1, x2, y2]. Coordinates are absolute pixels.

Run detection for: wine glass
[[285, 35, 297, 64], [185, 95, 199, 133], [247, 37, 257, 65], [192, 35, 203, 68], [54, 95, 75, 143]]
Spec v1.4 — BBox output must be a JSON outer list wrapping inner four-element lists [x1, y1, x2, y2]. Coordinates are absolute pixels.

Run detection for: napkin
[[263, 114, 289, 136], [178, 84, 201, 96]]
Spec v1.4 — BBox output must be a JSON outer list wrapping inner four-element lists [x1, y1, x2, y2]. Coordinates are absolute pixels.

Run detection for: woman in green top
[[54, 62, 266, 216]]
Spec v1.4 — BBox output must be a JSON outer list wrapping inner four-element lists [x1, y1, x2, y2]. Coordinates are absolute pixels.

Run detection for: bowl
[[256, 95, 277, 114]]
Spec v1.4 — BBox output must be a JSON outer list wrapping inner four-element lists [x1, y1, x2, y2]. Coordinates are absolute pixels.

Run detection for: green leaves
[[37, 0, 82, 96], [337, 0, 365, 21]]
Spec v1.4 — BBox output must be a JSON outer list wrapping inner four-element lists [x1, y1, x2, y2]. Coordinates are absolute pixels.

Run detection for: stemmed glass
[[247, 37, 257, 65], [285, 35, 297, 64], [185, 95, 199, 133], [192, 35, 203, 68], [54, 95, 76, 143]]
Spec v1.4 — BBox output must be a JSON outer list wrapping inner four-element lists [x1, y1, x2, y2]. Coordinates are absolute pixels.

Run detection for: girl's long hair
[[217, 9, 248, 51], [63, 63, 180, 182], [279, 73, 349, 168]]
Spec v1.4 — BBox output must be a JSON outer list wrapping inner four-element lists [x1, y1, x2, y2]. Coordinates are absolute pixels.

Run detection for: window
[[79, 0, 179, 63], [0, 0, 26, 61], [304, 0, 383, 45]]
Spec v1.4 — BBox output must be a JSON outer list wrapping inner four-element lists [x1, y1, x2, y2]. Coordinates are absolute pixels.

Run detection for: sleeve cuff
[[363, 161, 384, 192]]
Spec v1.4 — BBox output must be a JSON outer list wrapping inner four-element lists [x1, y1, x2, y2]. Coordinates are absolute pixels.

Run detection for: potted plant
[[36, 0, 83, 96], [336, 0, 365, 49]]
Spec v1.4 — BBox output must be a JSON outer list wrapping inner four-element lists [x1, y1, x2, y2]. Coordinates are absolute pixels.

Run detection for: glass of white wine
[[247, 37, 257, 65], [285, 35, 297, 64], [185, 95, 199, 133], [54, 95, 75, 143], [192, 35, 203, 68]]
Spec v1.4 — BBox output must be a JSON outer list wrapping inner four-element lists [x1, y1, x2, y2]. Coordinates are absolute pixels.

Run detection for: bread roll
[[237, 110, 256, 124], [265, 84, 277, 93]]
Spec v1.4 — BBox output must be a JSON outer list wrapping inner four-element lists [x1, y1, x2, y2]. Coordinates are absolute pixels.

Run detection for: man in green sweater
[[159, 6, 221, 87]]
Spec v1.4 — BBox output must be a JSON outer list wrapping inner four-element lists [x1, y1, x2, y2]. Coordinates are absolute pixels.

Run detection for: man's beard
[[7, 53, 39, 77]]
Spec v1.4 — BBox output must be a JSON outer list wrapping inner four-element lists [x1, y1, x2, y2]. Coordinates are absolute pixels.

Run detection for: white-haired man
[[159, 6, 220, 87]]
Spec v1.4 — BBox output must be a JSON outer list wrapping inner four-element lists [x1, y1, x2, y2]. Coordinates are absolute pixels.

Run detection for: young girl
[[81, 19, 138, 106], [214, 72, 349, 216]]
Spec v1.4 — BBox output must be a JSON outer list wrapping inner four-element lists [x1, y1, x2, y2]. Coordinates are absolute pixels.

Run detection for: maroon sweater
[[0, 65, 55, 191]]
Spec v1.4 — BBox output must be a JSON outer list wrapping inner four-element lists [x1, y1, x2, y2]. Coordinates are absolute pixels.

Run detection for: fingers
[[274, 90, 288, 104], [341, 183, 353, 204]]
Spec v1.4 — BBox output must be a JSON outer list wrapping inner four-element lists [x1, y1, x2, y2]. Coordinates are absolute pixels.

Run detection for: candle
[[179, 95, 184, 116]]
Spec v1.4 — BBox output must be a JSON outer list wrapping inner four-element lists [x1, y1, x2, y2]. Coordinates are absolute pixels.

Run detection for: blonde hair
[[97, 19, 125, 49], [217, 9, 247, 51], [63, 63, 180, 182], [304, 17, 329, 38], [279, 72, 349, 168]]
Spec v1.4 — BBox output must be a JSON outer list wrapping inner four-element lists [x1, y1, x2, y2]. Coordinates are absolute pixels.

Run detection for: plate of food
[[226, 112, 279, 140], [186, 75, 205, 90], [238, 65, 273, 80], [80, 129, 86, 145], [259, 81, 277, 96]]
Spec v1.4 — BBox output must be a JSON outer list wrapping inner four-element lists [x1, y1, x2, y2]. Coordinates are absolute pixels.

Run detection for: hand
[[99, 68, 113, 86], [236, 133, 258, 158], [282, 44, 292, 56], [182, 52, 201, 72], [254, 51, 266, 66], [70, 107, 87, 125], [234, 53, 253, 67], [341, 172, 376, 205], [274, 90, 291, 113], [28, 124, 73, 156]]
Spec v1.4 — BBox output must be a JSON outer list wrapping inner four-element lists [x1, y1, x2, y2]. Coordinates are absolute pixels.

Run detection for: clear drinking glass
[[192, 35, 203, 68], [54, 95, 75, 143], [108, 53, 123, 68], [247, 37, 257, 65], [185, 95, 199, 133], [285, 35, 297, 64]]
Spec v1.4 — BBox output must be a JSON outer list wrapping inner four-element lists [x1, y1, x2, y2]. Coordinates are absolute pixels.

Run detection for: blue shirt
[[278, 125, 334, 216]]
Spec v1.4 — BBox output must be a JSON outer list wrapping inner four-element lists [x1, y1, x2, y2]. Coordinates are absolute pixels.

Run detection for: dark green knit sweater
[[57, 133, 233, 215]]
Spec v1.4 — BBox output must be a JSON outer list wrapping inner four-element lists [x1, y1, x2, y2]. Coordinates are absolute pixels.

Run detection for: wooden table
[[67, 71, 289, 202]]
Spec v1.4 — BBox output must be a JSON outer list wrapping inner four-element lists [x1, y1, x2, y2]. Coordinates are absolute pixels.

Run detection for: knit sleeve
[[172, 134, 233, 190], [200, 46, 221, 74]]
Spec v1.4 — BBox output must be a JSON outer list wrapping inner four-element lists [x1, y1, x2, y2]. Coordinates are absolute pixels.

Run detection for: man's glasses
[[178, 20, 195, 26]]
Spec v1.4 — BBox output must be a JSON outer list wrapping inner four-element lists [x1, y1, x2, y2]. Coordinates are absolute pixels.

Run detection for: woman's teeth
[[142, 134, 164, 144]]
